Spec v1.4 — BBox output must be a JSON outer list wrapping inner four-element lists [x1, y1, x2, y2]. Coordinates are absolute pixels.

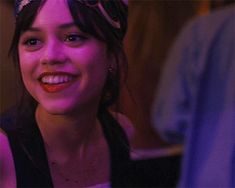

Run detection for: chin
[[37, 94, 99, 116], [45, 107, 70, 115], [40, 102, 79, 116]]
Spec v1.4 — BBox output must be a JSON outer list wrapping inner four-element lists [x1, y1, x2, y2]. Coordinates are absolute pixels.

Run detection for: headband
[[15, 0, 128, 30], [15, 0, 33, 16]]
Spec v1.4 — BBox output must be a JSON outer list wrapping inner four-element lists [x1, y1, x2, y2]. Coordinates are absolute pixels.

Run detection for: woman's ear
[[107, 52, 118, 75]]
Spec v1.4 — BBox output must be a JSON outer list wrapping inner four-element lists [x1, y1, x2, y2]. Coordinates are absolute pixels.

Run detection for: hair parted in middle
[[10, 0, 129, 112]]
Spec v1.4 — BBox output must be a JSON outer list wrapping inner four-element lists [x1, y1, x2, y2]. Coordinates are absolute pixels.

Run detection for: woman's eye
[[64, 34, 87, 45], [24, 38, 41, 46], [66, 34, 79, 42], [21, 37, 42, 51]]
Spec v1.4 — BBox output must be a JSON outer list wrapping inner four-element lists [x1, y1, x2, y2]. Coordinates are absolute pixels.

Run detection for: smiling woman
[[0, 0, 180, 187], [17, 2, 110, 114]]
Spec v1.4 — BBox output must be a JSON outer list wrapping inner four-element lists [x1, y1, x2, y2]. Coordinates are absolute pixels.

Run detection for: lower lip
[[40, 81, 75, 93]]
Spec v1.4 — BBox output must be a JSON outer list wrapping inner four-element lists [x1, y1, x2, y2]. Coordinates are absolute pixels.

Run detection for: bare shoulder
[[0, 128, 9, 155], [0, 128, 16, 188], [110, 111, 135, 140]]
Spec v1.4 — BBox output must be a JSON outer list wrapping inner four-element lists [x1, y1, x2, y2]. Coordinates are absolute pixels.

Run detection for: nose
[[40, 38, 67, 65]]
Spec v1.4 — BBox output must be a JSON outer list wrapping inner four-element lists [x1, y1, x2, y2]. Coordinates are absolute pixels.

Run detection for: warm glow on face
[[18, 0, 111, 115]]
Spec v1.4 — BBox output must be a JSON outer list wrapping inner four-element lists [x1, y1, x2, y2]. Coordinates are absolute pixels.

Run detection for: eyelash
[[21, 37, 42, 51], [20, 33, 89, 51], [23, 38, 41, 46], [64, 33, 88, 43]]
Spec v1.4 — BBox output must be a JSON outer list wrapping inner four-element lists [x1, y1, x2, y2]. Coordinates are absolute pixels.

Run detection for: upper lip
[[38, 71, 78, 81]]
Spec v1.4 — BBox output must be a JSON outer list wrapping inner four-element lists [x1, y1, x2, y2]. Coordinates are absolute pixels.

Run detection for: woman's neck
[[35, 104, 102, 159], [35, 105, 110, 187]]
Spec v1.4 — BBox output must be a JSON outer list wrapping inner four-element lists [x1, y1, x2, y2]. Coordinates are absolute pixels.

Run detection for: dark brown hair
[[9, 0, 128, 118]]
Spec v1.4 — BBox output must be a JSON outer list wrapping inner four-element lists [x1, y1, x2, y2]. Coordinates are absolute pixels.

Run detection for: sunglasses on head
[[15, 0, 122, 30], [77, 0, 100, 6], [75, 0, 121, 29]]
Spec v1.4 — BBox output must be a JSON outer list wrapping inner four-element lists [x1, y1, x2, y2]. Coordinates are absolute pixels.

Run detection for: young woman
[[0, 0, 180, 187]]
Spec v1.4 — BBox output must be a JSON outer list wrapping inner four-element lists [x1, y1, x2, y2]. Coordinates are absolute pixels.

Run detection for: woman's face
[[18, 0, 111, 115]]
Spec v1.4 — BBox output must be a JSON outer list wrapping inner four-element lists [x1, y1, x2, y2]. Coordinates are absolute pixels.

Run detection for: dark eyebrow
[[26, 23, 78, 32], [26, 27, 41, 32], [59, 22, 78, 29]]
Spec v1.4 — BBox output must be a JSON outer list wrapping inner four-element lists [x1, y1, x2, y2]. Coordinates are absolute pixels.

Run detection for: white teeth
[[41, 75, 73, 84]]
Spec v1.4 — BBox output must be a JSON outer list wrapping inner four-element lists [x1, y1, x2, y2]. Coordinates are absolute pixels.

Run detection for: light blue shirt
[[152, 5, 235, 187]]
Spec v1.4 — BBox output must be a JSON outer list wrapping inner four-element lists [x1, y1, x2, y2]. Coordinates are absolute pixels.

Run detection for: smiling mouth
[[39, 73, 77, 93], [41, 75, 74, 84]]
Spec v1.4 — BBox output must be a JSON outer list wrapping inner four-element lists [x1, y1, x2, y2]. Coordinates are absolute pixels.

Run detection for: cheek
[[19, 48, 38, 74], [19, 55, 30, 80], [86, 56, 109, 82], [74, 47, 109, 80], [19, 54, 29, 83], [83, 62, 108, 93], [79, 56, 109, 96], [18, 52, 37, 90]]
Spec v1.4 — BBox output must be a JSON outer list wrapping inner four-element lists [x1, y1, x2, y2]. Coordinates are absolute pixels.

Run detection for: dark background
[[0, 0, 233, 148]]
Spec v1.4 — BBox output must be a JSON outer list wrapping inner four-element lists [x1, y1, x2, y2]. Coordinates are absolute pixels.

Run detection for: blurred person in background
[[152, 3, 235, 187]]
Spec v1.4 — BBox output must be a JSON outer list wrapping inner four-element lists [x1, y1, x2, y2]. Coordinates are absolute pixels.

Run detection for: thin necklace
[[43, 122, 106, 185], [49, 158, 96, 185], [45, 139, 103, 186], [51, 160, 78, 184]]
